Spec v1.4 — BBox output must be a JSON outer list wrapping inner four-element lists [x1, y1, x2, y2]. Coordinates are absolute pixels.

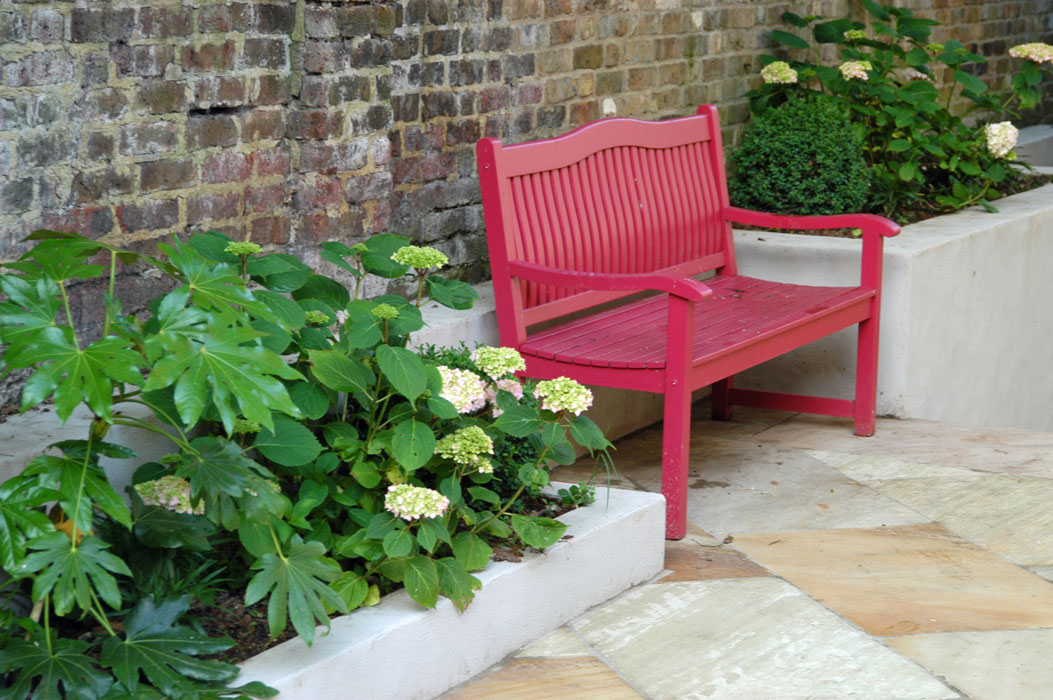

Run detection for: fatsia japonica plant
[[742, 1, 1053, 220], [0, 228, 613, 699]]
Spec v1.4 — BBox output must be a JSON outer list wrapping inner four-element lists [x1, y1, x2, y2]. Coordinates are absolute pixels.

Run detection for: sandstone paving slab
[[568, 578, 956, 700], [886, 629, 1053, 700], [613, 435, 928, 537], [660, 540, 771, 583], [442, 656, 644, 700], [754, 415, 1053, 478], [869, 474, 1053, 566], [516, 627, 593, 658], [807, 450, 977, 480], [1028, 566, 1053, 582], [732, 524, 1053, 636]]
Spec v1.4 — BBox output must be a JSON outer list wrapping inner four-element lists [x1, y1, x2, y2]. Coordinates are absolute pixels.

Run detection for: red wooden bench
[[476, 105, 900, 539]]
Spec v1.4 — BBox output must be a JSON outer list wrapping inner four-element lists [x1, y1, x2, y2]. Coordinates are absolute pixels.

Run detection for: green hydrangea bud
[[926, 42, 945, 53], [351, 243, 368, 254], [843, 29, 866, 41], [391, 245, 449, 270], [304, 310, 331, 325], [224, 241, 263, 256], [233, 418, 262, 434], [159, 453, 182, 466], [370, 303, 399, 320]]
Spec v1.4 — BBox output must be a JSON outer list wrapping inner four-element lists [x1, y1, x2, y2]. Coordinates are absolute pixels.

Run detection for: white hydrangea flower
[[1009, 42, 1053, 64], [839, 60, 872, 81], [535, 377, 593, 416], [471, 346, 526, 380], [435, 426, 495, 473], [984, 121, 1018, 159], [760, 61, 798, 85], [436, 365, 488, 413], [485, 378, 524, 417], [903, 67, 933, 82], [135, 476, 203, 515], [384, 484, 450, 521]]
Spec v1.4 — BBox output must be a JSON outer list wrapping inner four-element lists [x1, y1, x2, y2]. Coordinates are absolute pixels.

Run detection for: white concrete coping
[[1017, 124, 1053, 166], [235, 484, 666, 700]]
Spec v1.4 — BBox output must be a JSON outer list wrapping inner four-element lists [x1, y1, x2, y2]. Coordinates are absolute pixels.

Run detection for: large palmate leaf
[[0, 474, 57, 571], [144, 323, 303, 433], [160, 240, 271, 320], [0, 275, 59, 346], [99, 596, 239, 698], [252, 416, 324, 467], [176, 437, 286, 529], [16, 532, 131, 615], [5, 327, 143, 422], [0, 631, 112, 700], [23, 454, 131, 535], [244, 537, 346, 644]]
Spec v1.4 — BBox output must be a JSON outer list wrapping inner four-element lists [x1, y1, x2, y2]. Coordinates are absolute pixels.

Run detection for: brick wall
[[0, 0, 1050, 408]]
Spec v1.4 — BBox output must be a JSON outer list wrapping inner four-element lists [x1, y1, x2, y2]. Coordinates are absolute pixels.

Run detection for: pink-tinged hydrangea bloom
[[535, 377, 593, 416], [135, 476, 203, 515], [760, 61, 798, 85], [1009, 42, 1053, 64], [435, 426, 495, 473], [436, 365, 488, 413], [984, 122, 1018, 159], [470, 346, 526, 380], [384, 484, 450, 521], [839, 60, 872, 81], [903, 67, 933, 82], [485, 378, 525, 417]]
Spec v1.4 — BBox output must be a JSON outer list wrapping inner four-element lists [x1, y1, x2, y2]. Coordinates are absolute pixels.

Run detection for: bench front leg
[[662, 295, 695, 540]]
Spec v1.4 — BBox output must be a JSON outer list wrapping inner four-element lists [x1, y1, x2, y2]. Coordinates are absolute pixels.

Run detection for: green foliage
[[0, 228, 615, 698], [744, 4, 1051, 220], [730, 95, 871, 215]]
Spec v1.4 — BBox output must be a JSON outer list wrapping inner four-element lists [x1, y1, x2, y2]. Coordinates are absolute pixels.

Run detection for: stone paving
[[439, 405, 1053, 700]]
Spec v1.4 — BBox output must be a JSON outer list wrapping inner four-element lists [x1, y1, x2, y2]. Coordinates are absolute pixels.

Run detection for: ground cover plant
[[0, 229, 613, 699], [737, 1, 1053, 222]]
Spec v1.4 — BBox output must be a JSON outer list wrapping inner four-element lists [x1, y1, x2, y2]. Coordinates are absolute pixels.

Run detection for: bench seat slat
[[520, 275, 871, 370]]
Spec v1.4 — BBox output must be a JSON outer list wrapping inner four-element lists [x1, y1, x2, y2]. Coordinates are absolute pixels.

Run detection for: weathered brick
[[251, 75, 290, 105], [82, 132, 115, 160], [252, 215, 291, 245], [138, 7, 193, 38], [30, 9, 63, 43], [198, 5, 232, 32], [550, 19, 575, 44], [596, 70, 625, 94], [245, 184, 286, 213], [427, 0, 449, 24], [336, 6, 374, 36], [71, 8, 134, 43], [402, 124, 444, 152], [391, 153, 456, 184], [242, 38, 287, 70], [4, 51, 75, 87], [515, 83, 544, 106], [119, 122, 179, 156], [345, 171, 393, 203], [449, 59, 485, 86], [298, 143, 335, 174], [182, 40, 236, 72], [140, 158, 196, 191], [241, 109, 286, 142], [2, 179, 34, 214], [569, 100, 600, 125], [137, 80, 187, 114], [478, 85, 512, 112], [537, 49, 571, 74], [536, 105, 566, 129], [0, 12, 27, 44], [202, 151, 251, 184], [304, 41, 348, 73], [446, 119, 481, 146], [422, 92, 458, 120], [504, 53, 536, 79], [187, 114, 238, 150], [18, 131, 73, 168], [111, 44, 174, 78], [365, 105, 392, 131], [420, 206, 478, 242], [294, 176, 343, 210], [188, 192, 243, 225], [71, 167, 134, 204], [573, 44, 604, 69], [332, 139, 370, 171], [374, 5, 398, 35], [304, 7, 337, 38], [545, 76, 593, 103], [392, 94, 420, 122], [80, 51, 110, 86], [43, 207, 115, 239], [286, 110, 342, 140], [370, 136, 392, 166], [256, 4, 296, 33], [331, 75, 371, 103], [300, 211, 365, 243], [116, 199, 179, 233], [352, 38, 394, 67], [192, 76, 246, 109], [628, 66, 657, 90], [250, 147, 292, 176], [423, 29, 459, 55]]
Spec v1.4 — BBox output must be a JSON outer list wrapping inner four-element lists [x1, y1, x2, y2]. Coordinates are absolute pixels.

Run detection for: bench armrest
[[508, 260, 713, 302], [723, 206, 901, 238]]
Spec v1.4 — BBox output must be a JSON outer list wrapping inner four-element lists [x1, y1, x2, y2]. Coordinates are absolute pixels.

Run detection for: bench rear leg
[[854, 316, 879, 437], [661, 379, 692, 540], [711, 376, 733, 421]]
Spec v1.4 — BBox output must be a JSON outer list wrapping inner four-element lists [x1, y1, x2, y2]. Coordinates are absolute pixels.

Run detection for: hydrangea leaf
[[510, 514, 567, 550], [450, 532, 492, 572], [288, 380, 331, 420], [403, 555, 439, 608], [492, 405, 543, 437], [568, 414, 611, 452], [391, 419, 435, 471], [359, 233, 411, 279], [382, 529, 415, 558], [98, 595, 238, 697], [425, 276, 478, 310], [244, 538, 347, 644], [375, 345, 428, 401], [436, 557, 481, 612], [252, 417, 323, 468], [308, 349, 374, 394], [290, 274, 350, 312]]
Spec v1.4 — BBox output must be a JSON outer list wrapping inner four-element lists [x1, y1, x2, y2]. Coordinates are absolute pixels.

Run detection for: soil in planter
[[737, 171, 1053, 237]]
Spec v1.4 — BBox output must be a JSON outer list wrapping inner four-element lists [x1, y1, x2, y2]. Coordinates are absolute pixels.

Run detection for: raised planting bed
[[234, 484, 665, 700], [732, 169, 1053, 432]]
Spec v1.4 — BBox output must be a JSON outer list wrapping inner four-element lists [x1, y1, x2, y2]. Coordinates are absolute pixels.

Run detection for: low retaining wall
[[734, 171, 1053, 432]]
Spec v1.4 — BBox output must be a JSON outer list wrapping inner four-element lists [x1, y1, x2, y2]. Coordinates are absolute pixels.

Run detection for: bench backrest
[[477, 105, 736, 345]]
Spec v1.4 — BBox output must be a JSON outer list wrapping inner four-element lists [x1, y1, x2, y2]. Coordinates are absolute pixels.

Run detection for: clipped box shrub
[[729, 94, 872, 216]]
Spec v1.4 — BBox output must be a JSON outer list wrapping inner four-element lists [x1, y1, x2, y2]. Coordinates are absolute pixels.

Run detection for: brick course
[[0, 0, 1051, 410]]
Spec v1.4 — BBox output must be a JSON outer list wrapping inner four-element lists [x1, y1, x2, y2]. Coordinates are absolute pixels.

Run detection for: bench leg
[[854, 316, 879, 437], [661, 379, 691, 540], [711, 377, 733, 421]]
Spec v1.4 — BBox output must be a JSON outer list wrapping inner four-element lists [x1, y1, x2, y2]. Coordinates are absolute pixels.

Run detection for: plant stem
[[102, 251, 117, 337], [57, 280, 80, 351]]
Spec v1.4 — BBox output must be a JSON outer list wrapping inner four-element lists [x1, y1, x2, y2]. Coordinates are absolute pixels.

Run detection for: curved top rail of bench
[[478, 111, 716, 178]]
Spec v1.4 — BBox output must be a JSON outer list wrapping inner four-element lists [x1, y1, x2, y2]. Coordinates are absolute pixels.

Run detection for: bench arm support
[[723, 206, 901, 238], [508, 260, 713, 302]]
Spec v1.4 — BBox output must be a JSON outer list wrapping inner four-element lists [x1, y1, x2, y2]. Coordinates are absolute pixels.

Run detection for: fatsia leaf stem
[[69, 432, 97, 554], [115, 404, 191, 447], [269, 526, 288, 564], [103, 251, 117, 337], [43, 597, 50, 652], [87, 587, 117, 637], [57, 279, 80, 351]]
